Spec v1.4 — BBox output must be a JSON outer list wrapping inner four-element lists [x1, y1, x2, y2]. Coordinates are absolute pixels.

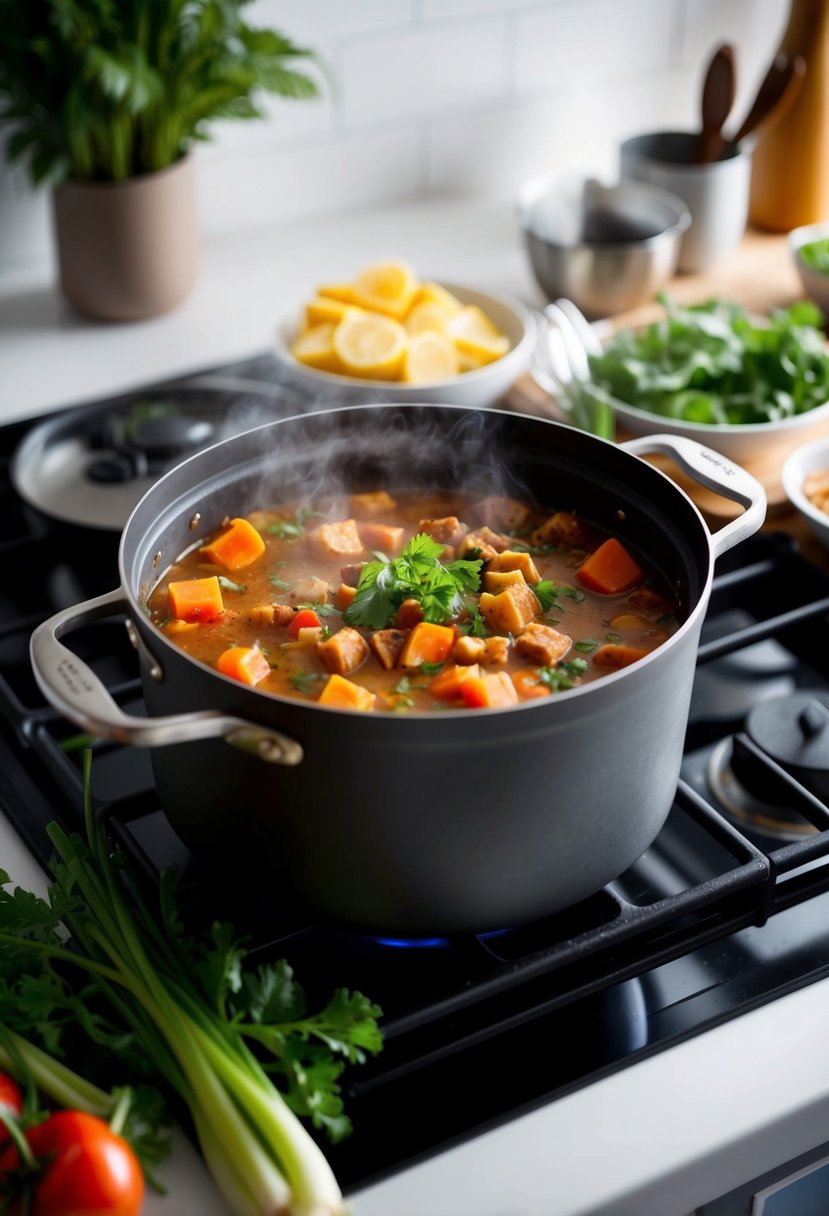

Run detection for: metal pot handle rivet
[[29, 588, 304, 766]]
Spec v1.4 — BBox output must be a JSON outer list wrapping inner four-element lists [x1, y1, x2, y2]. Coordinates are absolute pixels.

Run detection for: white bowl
[[272, 282, 534, 407], [588, 311, 829, 463], [789, 222, 829, 318], [782, 433, 829, 549]]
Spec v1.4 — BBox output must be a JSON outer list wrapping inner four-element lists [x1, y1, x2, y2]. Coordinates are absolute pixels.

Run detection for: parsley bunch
[[345, 533, 482, 630]]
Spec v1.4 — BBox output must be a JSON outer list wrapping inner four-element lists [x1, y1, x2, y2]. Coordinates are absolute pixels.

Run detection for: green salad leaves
[[585, 296, 829, 426], [799, 237, 829, 275], [345, 533, 482, 630]]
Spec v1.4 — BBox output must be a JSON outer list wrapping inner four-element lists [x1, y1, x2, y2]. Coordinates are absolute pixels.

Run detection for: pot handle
[[620, 434, 767, 559], [29, 589, 304, 766]]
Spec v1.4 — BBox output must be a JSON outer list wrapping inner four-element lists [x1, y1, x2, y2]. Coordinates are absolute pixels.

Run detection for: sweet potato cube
[[334, 582, 357, 611], [515, 623, 572, 666], [417, 516, 468, 548], [478, 583, 540, 635], [348, 491, 397, 518], [216, 645, 271, 686], [460, 670, 520, 709], [200, 518, 265, 572], [483, 568, 526, 594], [430, 663, 481, 701], [357, 521, 405, 555], [452, 635, 486, 664], [487, 550, 541, 584], [474, 496, 530, 532], [593, 644, 650, 670], [531, 511, 592, 549], [318, 673, 375, 711], [578, 539, 643, 595], [315, 627, 369, 675], [168, 576, 224, 622], [369, 629, 408, 671], [398, 622, 456, 668], [312, 519, 364, 558]]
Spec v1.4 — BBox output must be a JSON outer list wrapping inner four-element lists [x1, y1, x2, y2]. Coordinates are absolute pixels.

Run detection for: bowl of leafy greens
[[583, 296, 829, 461], [790, 224, 829, 319]]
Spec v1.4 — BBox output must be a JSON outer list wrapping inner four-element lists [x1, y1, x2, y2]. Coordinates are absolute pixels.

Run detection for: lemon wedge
[[306, 296, 359, 328], [448, 305, 509, 365], [412, 281, 464, 315], [404, 300, 455, 336], [316, 282, 356, 304], [333, 313, 407, 380], [352, 260, 417, 320], [291, 323, 342, 374], [402, 331, 459, 383]]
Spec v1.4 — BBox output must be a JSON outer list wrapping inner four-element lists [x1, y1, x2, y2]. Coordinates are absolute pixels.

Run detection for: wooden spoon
[[730, 51, 806, 146], [697, 43, 737, 163]]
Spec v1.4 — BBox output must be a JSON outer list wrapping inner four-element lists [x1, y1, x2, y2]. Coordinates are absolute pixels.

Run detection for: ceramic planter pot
[[53, 154, 199, 322]]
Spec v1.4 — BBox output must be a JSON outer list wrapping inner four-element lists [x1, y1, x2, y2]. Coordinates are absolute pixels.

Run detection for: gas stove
[[5, 362, 829, 1216]]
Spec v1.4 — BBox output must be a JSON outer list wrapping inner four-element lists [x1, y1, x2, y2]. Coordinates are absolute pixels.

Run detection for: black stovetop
[[4, 363, 829, 1194]]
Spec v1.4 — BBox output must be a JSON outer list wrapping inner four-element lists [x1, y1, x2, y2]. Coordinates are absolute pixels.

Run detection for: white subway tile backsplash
[[250, 0, 416, 44], [513, 0, 677, 92], [196, 122, 424, 236], [340, 19, 508, 126]]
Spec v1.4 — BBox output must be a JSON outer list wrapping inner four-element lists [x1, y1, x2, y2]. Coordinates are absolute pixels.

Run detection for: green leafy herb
[[533, 580, 585, 613], [0, 753, 382, 1215], [294, 601, 339, 617], [456, 601, 487, 637], [799, 238, 829, 275], [268, 519, 304, 540], [0, 3, 322, 187], [574, 639, 599, 654], [270, 576, 293, 592], [419, 660, 445, 675], [218, 575, 246, 593], [605, 631, 623, 644], [538, 657, 589, 692], [289, 671, 328, 694], [345, 533, 482, 630], [586, 296, 829, 425]]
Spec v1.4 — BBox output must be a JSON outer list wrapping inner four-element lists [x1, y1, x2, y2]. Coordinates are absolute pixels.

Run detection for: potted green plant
[[0, 1, 320, 321]]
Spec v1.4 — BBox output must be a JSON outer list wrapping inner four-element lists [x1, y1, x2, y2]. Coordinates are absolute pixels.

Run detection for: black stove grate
[[5, 384, 829, 1191]]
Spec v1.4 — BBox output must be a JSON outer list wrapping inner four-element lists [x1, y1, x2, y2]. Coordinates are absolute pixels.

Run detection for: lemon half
[[333, 313, 407, 380]]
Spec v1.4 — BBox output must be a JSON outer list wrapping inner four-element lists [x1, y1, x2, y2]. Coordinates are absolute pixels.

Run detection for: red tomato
[[286, 608, 322, 639], [0, 1072, 23, 1121], [0, 1110, 143, 1216]]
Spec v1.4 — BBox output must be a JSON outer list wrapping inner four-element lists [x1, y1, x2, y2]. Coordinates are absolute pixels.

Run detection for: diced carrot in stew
[[317, 673, 376, 711], [398, 621, 456, 668], [334, 582, 357, 611], [168, 576, 224, 622], [577, 538, 643, 595], [200, 518, 265, 571], [357, 521, 405, 554], [429, 663, 481, 701], [592, 644, 650, 669], [216, 645, 271, 686], [286, 608, 321, 639], [460, 670, 520, 709], [512, 668, 552, 700]]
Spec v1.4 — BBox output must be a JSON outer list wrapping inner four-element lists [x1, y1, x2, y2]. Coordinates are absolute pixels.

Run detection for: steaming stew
[[147, 490, 680, 712]]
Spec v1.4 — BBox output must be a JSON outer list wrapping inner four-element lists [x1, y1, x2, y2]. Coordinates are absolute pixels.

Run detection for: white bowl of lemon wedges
[[273, 259, 534, 406]]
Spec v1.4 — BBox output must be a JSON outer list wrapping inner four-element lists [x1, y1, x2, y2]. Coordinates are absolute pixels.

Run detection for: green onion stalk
[[0, 751, 353, 1216]]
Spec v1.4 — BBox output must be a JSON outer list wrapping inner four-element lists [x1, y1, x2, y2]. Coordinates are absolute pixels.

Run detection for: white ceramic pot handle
[[30, 588, 303, 765], [621, 433, 767, 559]]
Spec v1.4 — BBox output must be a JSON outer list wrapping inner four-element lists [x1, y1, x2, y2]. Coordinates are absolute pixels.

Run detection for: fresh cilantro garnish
[[218, 575, 246, 593], [511, 541, 557, 556], [419, 660, 445, 675], [538, 657, 589, 692], [289, 671, 328, 693], [266, 506, 325, 540], [269, 576, 293, 591], [344, 533, 482, 630], [574, 639, 599, 654], [605, 631, 623, 644], [294, 601, 339, 617], [456, 601, 487, 637], [533, 580, 585, 613]]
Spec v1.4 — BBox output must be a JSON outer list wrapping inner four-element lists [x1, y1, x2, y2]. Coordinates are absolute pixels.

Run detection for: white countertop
[[5, 197, 829, 1216], [0, 197, 540, 425]]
